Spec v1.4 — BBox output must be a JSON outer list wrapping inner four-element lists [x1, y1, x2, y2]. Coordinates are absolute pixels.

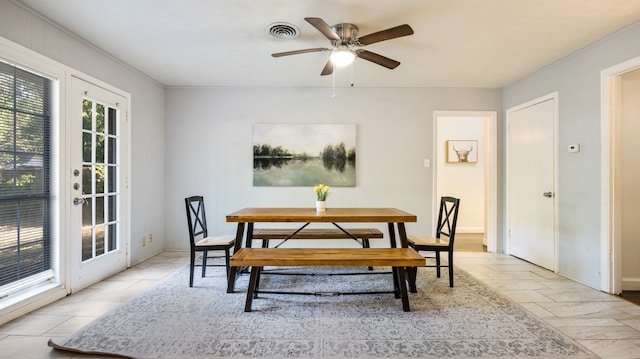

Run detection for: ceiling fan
[[272, 17, 414, 76]]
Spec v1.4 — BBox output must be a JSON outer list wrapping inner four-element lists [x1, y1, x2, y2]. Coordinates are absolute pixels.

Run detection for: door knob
[[73, 197, 86, 205], [543, 192, 553, 198]]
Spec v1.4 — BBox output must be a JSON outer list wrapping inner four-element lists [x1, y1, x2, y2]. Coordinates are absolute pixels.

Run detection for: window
[[0, 60, 52, 293]]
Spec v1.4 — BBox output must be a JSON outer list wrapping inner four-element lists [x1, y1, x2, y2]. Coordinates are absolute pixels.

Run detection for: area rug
[[49, 264, 597, 358]]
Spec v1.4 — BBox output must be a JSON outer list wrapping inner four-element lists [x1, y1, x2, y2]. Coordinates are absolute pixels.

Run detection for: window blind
[[0, 60, 52, 291]]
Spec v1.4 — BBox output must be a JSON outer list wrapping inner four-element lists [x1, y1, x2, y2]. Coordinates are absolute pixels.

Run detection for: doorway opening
[[601, 55, 640, 295], [433, 111, 497, 253]]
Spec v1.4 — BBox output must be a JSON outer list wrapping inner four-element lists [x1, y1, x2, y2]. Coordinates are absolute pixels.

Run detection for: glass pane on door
[[80, 99, 119, 262]]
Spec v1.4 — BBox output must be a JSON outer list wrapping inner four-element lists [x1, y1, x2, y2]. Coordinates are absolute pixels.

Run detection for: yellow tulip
[[314, 184, 330, 200]]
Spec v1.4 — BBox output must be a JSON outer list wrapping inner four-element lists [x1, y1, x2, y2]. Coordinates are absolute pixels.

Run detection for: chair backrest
[[435, 196, 460, 249], [185, 195, 208, 247]]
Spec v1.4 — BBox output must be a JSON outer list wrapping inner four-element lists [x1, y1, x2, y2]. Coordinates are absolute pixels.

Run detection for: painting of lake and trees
[[253, 124, 356, 186]]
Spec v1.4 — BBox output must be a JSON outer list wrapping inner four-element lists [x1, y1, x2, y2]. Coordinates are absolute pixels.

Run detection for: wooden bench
[[230, 247, 425, 312], [251, 227, 383, 247], [251, 228, 384, 270]]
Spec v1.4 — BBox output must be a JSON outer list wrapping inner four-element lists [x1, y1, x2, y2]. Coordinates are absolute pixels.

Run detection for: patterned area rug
[[49, 264, 596, 358]]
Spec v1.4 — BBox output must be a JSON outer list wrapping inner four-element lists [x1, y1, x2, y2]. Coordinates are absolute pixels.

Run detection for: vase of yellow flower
[[314, 184, 330, 211]]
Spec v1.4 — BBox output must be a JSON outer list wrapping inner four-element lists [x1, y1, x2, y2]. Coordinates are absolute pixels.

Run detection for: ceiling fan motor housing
[[331, 23, 359, 46]]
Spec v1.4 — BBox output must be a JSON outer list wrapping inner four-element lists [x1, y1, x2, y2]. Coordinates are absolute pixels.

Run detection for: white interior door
[[69, 76, 127, 292], [507, 95, 557, 271]]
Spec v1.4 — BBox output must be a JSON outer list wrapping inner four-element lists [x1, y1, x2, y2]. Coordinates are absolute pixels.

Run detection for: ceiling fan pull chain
[[350, 62, 354, 87], [332, 70, 336, 97]]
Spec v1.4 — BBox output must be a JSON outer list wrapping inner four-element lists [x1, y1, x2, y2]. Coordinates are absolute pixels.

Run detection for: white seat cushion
[[195, 235, 235, 247]]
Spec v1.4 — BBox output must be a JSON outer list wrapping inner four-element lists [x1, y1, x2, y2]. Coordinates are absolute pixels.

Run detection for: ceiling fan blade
[[272, 48, 328, 57], [305, 17, 341, 41], [356, 50, 401, 69], [320, 60, 334, 76], [357, 24, 414, 46]]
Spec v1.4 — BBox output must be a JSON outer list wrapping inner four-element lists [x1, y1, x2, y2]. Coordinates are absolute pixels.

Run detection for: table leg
[[362, 237, 374, 271], [244, 222, 254, 248], [233, 222, 246, 253], [388, 223, 400, 294], [387, 222, 397, 248], [397, 222, 408, 248], [227, 222, 246, 293]]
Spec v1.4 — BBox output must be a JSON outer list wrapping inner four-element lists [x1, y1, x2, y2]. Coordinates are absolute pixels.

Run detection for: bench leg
[[245, 266, 261, 312], [392, 267, 401, 298], [395, 266, 411, 312], [407, 267, 417, 293], [227, 266, 238, 293], [253, 266, 262, 298]]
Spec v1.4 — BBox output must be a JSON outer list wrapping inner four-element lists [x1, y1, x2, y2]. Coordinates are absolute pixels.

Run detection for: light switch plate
[[568, 144, 580, 153]]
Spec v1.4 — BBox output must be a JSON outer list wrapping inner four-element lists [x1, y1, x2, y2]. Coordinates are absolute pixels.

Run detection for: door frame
[[505, 92, 559, 271], [600, 55, 640, 294], [433, 111, 497, 252]]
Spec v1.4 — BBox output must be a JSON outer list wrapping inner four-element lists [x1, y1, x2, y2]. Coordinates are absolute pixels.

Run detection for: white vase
[[316, 200, 326, 212]]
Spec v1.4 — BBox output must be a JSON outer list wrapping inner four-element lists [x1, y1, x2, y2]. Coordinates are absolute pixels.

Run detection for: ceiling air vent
[[267, 22, 300, 40]]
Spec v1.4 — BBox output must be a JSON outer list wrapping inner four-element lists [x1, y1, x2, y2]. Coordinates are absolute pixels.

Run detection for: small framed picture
[[446, 140, 478, 163]]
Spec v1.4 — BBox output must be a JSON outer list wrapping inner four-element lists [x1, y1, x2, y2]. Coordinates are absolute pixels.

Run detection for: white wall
[[0, 1, 166, 265], [503, 21, 640, 288], [164, 87, 502, 250], [436, 117, 485, 233]]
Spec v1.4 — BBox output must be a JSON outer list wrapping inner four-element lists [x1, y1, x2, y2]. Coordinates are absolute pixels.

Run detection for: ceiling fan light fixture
[[330, 47, 355, 67]]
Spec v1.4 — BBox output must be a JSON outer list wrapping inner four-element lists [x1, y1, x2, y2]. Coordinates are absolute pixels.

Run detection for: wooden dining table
[[225, 207, 418, 293]]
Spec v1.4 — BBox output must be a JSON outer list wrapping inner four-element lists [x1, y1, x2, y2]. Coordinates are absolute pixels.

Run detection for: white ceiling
[[14, 0, 640, 88]]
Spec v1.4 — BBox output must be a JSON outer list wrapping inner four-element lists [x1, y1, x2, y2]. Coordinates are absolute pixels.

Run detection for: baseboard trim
[[456, 227, 484, 233], [622, 277, 640, 291]]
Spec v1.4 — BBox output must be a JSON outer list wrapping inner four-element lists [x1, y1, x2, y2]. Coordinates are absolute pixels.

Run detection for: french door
[[69, 76, 128, 292]]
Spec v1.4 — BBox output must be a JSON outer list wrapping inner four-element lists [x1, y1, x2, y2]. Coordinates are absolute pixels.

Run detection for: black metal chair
[[407, 196, 460, 287], [185, 195, 235, 287]]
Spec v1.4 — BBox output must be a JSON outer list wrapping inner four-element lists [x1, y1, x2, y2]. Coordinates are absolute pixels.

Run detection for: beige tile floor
[[1, 250, 640, 358]]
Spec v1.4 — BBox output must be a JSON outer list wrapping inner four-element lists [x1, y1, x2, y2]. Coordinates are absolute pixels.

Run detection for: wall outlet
[[149, 233, 153, 243], [142, 235, 146, 247]]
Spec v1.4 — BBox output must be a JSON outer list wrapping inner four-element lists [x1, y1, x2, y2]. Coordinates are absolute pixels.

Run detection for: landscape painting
[[253, 124, 356, 186]]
